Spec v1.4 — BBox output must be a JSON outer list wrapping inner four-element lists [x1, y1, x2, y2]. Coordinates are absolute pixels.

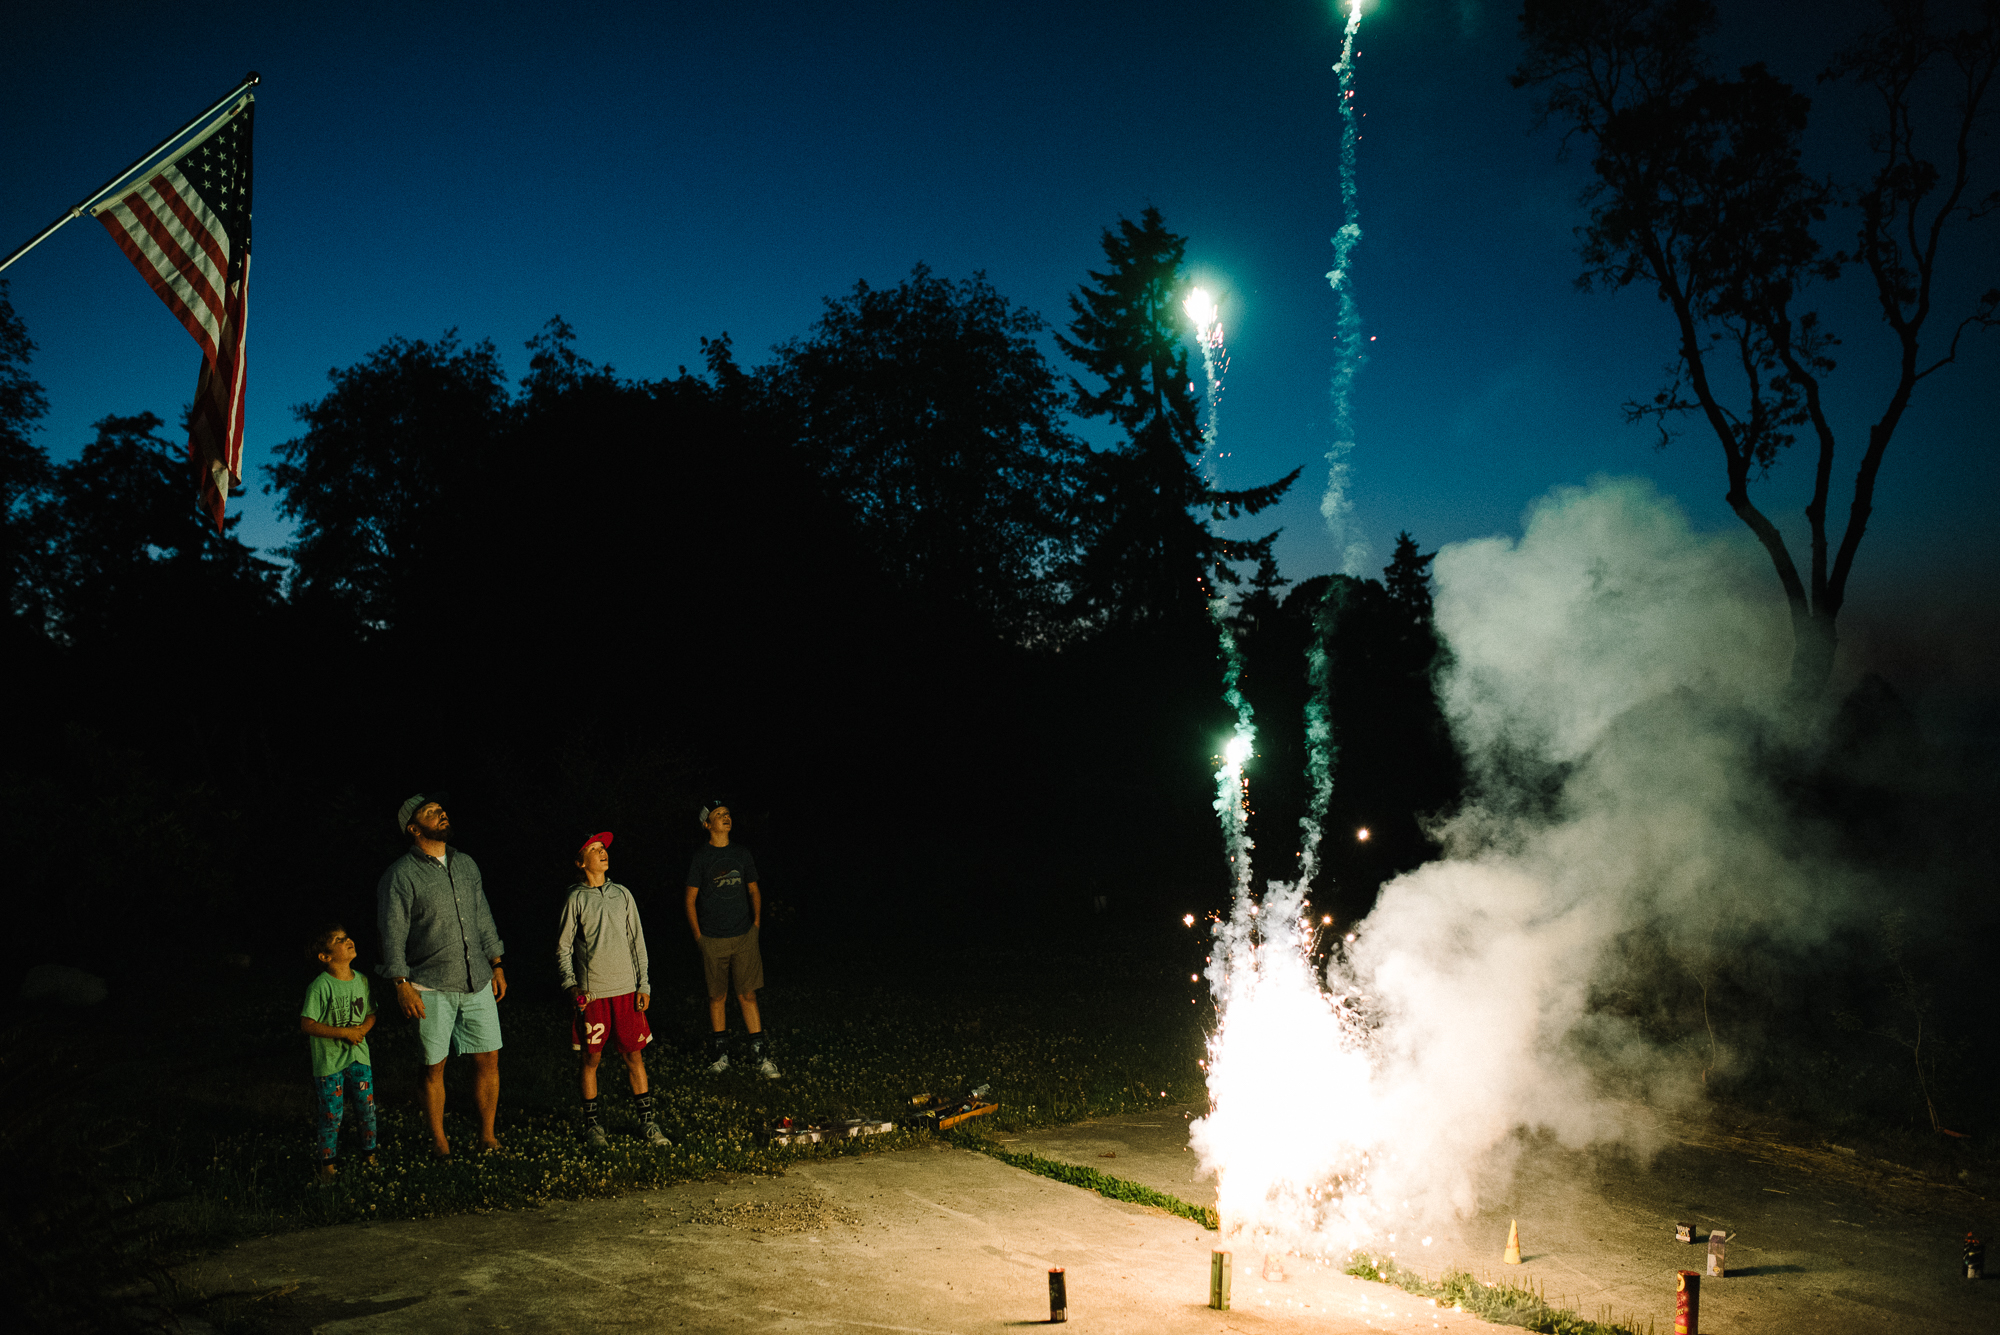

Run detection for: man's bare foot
[[478, 1138, 503, 1156], [431, 1140, 452, 1160]]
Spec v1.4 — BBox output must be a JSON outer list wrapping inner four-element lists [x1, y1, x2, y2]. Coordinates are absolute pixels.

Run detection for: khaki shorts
[[699, 927, 764, 997]]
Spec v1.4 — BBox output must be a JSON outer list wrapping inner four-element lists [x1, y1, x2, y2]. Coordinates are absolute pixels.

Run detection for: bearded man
[[377, 793, 507, 1157]]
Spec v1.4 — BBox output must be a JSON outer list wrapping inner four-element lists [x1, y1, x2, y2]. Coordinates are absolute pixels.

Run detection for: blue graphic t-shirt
[[686, 843, 759, 937]]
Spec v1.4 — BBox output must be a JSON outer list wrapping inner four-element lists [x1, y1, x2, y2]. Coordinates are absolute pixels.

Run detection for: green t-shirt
[[301, 971, 375, 1077]]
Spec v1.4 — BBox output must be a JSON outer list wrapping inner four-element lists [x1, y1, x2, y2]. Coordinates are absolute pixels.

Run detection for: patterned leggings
[[314, 1062, 377, 1162]]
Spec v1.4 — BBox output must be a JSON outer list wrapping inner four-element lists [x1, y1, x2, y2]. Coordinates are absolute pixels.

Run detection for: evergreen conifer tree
[[1381, 530, 1436, 627], [1056, 208, 1298, 630]]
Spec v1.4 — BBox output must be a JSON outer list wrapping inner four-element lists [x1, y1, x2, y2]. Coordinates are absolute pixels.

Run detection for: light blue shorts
[[415, 983, 503, 1065]]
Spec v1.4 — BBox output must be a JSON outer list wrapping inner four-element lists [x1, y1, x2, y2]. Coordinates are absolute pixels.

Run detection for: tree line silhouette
[[0, 208, 1460, 983]]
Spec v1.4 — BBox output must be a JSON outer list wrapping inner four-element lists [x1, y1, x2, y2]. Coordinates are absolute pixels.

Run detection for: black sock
[[582, 1095, 600, 1127], [749, 1034, 764, 1057], [710, 1031, 729, 1055], [634, 1089, 654, 1121]]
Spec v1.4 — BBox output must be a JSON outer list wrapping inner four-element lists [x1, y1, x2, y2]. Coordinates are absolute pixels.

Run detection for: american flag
[[93, 96, 255, 530]]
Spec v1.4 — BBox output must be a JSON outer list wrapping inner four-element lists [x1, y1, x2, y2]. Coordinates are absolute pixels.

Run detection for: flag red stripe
[[98, 213, 222, 366], [224, 269, 248, 465], [120, 182, 228, 329], [116, 188, 229, 360], [187, 268, 250, 529], [98, 200, 224, 363], [145, 168, 229, 278]]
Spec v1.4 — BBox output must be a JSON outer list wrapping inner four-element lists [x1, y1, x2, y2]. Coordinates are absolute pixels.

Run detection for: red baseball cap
[[578, 831, 614, 856]]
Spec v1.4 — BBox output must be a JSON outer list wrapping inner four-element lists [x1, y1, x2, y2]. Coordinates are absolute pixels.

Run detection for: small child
[[300, 924, 379, 1181], [557, 831, 670, 1148]]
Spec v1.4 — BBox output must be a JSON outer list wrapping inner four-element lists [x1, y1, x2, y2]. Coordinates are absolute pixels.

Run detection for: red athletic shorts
[[571, 991, 653, 1054]]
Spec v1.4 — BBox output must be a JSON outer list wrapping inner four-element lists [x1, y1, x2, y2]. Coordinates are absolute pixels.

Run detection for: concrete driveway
[[181, 1140, 1507, 1334], [179, 1106, 1994, 1334], [998, 1106, 1999, 1335]]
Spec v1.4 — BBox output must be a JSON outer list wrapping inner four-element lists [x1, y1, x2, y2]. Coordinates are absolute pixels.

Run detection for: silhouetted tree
[[1514, 0, 2000, 696], [267, 331, 509, 637], [1240, 557, 1461, 917], [41, 412, 278, 647], [761, 265, 1087, 641], [1227, 545, 1292, 640], [1381, 529, 1437, 629], [518, 315, 619, 403], [0, 279, 51, 633], [1056, 208, 1300, 630]]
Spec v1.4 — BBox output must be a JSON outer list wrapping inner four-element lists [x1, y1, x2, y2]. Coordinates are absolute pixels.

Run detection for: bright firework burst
[[1191, 0, 1386, 1269]]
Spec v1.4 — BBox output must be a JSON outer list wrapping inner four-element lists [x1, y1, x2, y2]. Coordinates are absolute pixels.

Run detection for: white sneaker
[[642, 1121, 672, 1147], [583, 1123, 608, 1148], [757, 1057, 781, 1080], [708, 1053, 731, 1074]]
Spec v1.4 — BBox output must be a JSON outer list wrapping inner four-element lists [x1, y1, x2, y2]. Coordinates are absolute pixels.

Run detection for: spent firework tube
[[1048, 1267, 1067, 1322], [1968, 1234, 1986, 1280], [1707, 1230, 1727, 1278], [1210, 1250, 1232, 1310], [1675, 1222, 1694, 1244], [1675, 1269, 1701, 1335]]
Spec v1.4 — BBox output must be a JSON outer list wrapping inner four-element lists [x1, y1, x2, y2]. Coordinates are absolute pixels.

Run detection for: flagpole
[[0, 70, 261, 277]]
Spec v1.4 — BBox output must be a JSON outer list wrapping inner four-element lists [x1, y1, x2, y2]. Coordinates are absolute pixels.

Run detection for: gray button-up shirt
[[376, 846, 506, 993]]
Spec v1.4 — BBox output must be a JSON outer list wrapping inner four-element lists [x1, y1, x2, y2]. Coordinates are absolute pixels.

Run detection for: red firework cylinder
[[1675, 1269, 1701, 1335]]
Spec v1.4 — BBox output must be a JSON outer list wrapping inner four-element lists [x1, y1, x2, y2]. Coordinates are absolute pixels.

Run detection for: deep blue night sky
[[5, 2, 1994, 654]]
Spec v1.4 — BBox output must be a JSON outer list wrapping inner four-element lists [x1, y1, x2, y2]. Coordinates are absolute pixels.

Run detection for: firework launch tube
[[1210, 1250, 1231, 1309], [1675, 1270, 1701, 1335], [1048, 1267, 1066, 1322]]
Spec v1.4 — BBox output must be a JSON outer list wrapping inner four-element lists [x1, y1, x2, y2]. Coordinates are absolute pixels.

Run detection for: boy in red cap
[[556, 832, 668, 1147]]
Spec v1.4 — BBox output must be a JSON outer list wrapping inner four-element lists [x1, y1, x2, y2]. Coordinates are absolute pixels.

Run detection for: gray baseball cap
[[396, 792, 449, 833]]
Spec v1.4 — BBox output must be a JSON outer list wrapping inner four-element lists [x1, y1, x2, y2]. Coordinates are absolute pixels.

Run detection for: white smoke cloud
[[1432, 478, 1789, 766], [1196, 476, 1889, 1250], [1350, 476, 1870, 1220]]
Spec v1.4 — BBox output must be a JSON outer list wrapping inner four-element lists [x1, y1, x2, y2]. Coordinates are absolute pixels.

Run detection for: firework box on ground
[[905, 1084, 999, 1131], [762, 1116, 900, 1146]]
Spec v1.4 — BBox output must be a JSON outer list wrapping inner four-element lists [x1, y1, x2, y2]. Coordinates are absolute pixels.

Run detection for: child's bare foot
[[430, 1139, 452, 1160], [359, 1153, 377, 1167], [314, 1163, 339, 1184], [478, 1137, 503, 1156]]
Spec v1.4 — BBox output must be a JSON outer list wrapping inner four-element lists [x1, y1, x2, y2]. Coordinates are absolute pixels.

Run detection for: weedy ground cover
[[31, 940, 1214, 1259], [945, 1128, 1220, 1228], [1345, 1253, 1660, 1335]]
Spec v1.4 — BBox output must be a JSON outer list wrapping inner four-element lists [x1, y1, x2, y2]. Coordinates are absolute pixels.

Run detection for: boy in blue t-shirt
[[684, 801, 777, 1078], [300, 923, 379, 1182]]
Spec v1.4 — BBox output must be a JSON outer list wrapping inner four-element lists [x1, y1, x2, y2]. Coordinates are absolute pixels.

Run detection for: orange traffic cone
[[1504, 1220, 1523, 1265]]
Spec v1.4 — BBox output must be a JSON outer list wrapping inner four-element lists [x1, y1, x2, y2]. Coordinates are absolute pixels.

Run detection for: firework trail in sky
[[1322, 0, 1367, 577], [1300, 0, 1368, 893], [1186, 288, 1258, 912]]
